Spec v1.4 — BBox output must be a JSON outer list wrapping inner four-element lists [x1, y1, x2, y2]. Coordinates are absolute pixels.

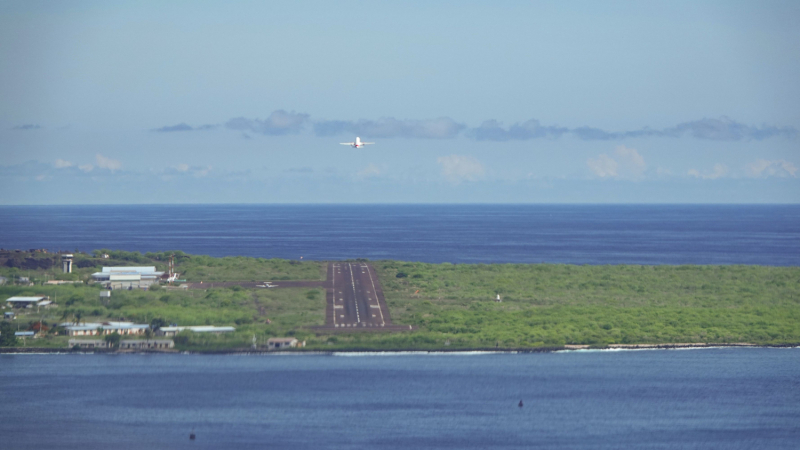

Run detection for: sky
[[0, 0, 798, 204]]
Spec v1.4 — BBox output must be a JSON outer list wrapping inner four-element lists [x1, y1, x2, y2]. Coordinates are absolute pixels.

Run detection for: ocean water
[[1, 349, 798, 449], [0, 204, 798, 265]]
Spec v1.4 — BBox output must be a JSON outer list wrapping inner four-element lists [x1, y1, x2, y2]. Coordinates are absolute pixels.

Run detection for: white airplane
[[256, 282, 277, 288], [340, 137, 374, 148]]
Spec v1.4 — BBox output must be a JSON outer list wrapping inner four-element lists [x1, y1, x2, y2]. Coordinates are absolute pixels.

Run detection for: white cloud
[[193, 166, 212, 177], [95, 154, 121, 172], [176, 163, 190, 172], [587, 154, 618, 178], [688, 163, 728, 180], [79, 164, 94, 173], [35, 174, 46, 181], [437, 154, 485, 184], [746, 159, 798, 178], [357, 163, 382, 179], [54, 159, 73, 168], [587, 145, 646, 179]]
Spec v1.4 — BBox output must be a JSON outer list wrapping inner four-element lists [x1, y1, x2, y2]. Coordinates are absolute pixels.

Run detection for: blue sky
[[1, 0, 798, 204]]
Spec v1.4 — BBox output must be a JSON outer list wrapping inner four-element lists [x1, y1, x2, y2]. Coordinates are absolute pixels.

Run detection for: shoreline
[[2, 342, 797, 355]]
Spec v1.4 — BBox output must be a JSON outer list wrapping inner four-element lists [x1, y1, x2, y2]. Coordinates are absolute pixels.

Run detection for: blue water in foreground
[[1, 349, 798, 449], [1, 204, 798, 265]]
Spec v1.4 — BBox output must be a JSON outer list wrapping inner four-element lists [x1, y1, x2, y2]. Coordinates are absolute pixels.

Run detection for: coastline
[[2, 342, 797, 355]]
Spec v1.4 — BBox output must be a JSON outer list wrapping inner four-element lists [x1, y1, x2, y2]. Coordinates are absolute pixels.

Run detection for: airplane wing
[[340, 142, 354, 145], [361, 142, 375, 145]]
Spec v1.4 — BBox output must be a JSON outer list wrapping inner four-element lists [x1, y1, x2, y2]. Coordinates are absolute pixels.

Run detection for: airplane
[[340, 137, 375, 148], [256, 282, 277, 288]]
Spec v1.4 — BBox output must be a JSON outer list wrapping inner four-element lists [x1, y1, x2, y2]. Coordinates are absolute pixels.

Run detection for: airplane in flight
[[340, 137, 375, 148]]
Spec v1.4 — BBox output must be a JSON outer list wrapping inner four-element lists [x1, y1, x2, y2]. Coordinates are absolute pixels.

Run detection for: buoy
[[518, 400, 523, 408], [190, 429, 196, 440]]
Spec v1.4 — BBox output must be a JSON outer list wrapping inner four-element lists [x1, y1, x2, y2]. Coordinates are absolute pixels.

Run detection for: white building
[[63, 321, 149, 336], [5, 296, 48, 308], [92, 266, 165, 289], [267, 337, 303, 350]]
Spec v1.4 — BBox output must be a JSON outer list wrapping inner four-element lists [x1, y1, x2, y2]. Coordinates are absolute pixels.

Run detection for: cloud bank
[[152, 111, 796, 142]]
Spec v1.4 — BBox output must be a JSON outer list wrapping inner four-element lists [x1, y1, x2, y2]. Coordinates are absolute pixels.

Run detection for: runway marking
[[334, 305, 343, 309], [349, 263, 360, 323], [364, 265, 385, 326]]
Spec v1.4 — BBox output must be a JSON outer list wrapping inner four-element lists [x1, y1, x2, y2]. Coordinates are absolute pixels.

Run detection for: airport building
[[91, 266, 165, 289]]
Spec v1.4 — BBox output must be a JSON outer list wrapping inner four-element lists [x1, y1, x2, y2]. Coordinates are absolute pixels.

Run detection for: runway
[[326, 262, 392, 329]]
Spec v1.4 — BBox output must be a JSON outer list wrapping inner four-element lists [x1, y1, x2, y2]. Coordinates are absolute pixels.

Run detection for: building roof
[[160, 326, 236, 333], [6, 296, 47, 303], [101, 266, 158, 273], [15, 331, 35, 336]]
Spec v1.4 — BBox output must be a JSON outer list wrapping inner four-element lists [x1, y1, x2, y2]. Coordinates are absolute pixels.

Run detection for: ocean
[[1, 349, 798, 449], [1, 204, 798, 265]]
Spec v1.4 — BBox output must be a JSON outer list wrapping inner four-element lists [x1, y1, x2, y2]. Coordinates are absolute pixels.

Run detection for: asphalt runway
[[327, 262, 392, 329]]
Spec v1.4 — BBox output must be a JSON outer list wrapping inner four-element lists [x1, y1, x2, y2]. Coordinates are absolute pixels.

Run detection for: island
[[1, 249, 798, 352]]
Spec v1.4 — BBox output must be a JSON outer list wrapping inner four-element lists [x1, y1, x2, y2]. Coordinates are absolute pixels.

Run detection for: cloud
[[314, 117, 465, 139], [472, 119, 567, 141], [470, 117, 796, 142], [164, 164, 211, 177], [12, 124, 41, 130], [357, 163, 382, 179], [79, 164, 94, 173], [226, 110, 309, 135], [154, 123, 193, 132], [437, 155, 485, 184], [688, 163, 729, 180], [746, 159, 798, 178], [587, 145, 646, 179], [285, 167, 313, 173], [54, 159, 73, 169], [95, 154, 121, 172], [153, 123, 218, 132], [587, 154, 618, 178]]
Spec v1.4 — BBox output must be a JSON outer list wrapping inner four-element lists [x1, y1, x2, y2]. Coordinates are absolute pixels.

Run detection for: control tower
[[62, 254, 73, 273]]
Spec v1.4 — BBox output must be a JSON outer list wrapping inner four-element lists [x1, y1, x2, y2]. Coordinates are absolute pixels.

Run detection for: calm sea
[[0, 204, 798, 265], [1, 349, 798, 449]]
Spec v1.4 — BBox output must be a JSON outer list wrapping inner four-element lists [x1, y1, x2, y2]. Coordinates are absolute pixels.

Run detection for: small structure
[[268, 337, 300, 350], [62, 254, 73, 273], [99, 291, 111, 298], [68, 339, 107, 349], [15, 331, 35, 338], [495, 294, 502, 302], [4, 311, 15, 319], [37, 300, 57, 310], [157, 325, 235, 336], [6, 296, 48, 308], [0, 276, 6, 285]]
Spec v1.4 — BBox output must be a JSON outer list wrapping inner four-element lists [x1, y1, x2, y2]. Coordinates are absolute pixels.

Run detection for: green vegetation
[[1, 251, 798, 351], [369, 262, 800, 348]]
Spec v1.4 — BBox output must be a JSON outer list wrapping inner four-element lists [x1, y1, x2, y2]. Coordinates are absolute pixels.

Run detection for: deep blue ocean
[[1, 204, 798, 265], [1, 349, 799, 449]]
